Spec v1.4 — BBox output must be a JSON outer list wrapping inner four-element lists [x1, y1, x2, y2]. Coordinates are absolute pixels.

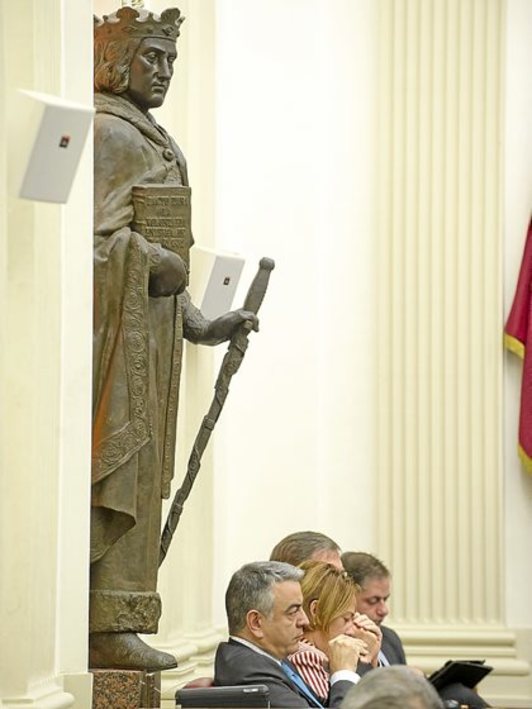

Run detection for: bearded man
[[90, 7, 257, 671]]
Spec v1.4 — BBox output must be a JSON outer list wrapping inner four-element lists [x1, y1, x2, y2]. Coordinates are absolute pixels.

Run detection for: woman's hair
[[299, 560, 358, 633], [94, 36, 142, 94]]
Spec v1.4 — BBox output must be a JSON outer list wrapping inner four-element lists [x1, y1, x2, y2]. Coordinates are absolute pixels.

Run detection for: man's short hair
[[270, 531, 340, 567], [341, 551, 390, 587], [225, 561, 303, 635], [341, 666, 443, 709]]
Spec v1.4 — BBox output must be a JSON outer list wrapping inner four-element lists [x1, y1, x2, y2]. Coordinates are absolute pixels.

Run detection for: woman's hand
[[328, 634, 369, 673], [352, 613, 382, 666]]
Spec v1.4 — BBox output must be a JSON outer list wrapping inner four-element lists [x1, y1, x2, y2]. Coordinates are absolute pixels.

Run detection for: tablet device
[[428, 659, 493, 690]]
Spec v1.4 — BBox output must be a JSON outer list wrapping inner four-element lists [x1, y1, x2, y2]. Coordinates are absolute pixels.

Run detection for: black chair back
[[176, 684, 270, 708]]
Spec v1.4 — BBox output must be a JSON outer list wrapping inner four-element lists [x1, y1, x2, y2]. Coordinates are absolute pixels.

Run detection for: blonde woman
[[288, 560, 382, 703]]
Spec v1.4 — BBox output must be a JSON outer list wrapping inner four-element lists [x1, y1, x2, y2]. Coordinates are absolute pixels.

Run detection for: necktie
[[378, 650, 390, 667], [280, 660, 325, 708]]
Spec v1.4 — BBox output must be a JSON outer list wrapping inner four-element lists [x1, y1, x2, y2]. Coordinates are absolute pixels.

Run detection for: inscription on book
[[132, 184, 192, 269]]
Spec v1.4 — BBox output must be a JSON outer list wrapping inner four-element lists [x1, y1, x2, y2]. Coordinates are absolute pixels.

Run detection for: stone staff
[[160, 257, 275, 565]]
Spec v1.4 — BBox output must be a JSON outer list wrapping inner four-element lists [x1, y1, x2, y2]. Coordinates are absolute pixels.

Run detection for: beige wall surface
[[0, 1, 531, 707], [0, 0, 93, 707], [211, 0, 378, 619]]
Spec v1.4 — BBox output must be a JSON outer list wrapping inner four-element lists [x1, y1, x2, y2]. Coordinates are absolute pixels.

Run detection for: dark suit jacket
[[214, 638, 355, 708], [355, 625, 406, 677], [380, 625, 407, 665]]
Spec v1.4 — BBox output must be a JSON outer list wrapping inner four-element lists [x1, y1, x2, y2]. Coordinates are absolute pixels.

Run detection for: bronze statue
[[90, 7, 257, 672]]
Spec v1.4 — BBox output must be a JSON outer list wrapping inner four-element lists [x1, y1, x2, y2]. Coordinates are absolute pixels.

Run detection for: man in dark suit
[[341, 552, 490, 708], [379, 626, 407, 665], [214, 561, 363, 707]]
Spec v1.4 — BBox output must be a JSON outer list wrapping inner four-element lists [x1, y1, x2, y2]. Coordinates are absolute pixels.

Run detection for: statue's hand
[[142, 164, 169, 184], [202, 309, 259, 346], [149, 250, 188, 297]]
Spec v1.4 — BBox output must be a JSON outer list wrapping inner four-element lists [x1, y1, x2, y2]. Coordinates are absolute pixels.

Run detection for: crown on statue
[[94, 6, 184, 43]]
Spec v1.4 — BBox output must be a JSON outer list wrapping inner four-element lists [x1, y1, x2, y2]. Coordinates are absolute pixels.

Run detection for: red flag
[[505, 216, 532, 474]]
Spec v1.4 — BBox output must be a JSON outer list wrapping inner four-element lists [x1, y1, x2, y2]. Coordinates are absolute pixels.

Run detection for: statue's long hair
[[94, 36, 142, 94]]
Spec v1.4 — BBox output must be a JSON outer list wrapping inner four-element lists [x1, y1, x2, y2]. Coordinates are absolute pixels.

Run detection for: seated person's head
[[225, 561, 308, 660], [298, 560, 359, 655], [341, 665, 443, 709], [270, 530, 343, 569], [342, 551, 391, 626]]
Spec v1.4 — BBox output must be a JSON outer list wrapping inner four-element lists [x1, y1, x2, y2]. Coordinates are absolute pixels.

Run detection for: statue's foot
[[89, 632, 177, 672]]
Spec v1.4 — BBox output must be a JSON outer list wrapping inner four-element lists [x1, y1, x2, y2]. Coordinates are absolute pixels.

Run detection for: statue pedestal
[[91, 669, 160, 708]]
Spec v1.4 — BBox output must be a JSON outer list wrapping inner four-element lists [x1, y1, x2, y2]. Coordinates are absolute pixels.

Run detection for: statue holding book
[[91, 6, 257, 671]]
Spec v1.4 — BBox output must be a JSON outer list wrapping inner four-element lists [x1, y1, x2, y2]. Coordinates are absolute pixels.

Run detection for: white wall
[[56, 0, 94, 682], [211, 0, 378, 627]]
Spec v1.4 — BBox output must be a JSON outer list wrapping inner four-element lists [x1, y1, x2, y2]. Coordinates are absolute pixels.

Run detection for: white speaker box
[[16, 89, 94, 204], [189, 246, 245, 320]]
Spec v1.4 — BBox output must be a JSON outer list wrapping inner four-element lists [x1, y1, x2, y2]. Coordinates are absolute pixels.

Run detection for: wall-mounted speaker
[[16, 89, 94, 204]]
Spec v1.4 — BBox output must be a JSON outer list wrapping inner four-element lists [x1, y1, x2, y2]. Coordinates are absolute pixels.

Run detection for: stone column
[[375, 1, 530, 705]]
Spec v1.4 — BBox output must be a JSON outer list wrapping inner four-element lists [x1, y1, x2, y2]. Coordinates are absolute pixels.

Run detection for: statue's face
[[126, 37, 177, 111]]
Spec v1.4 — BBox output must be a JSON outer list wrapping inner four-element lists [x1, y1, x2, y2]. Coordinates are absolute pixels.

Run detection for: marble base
[[91, 669, 160, 708]]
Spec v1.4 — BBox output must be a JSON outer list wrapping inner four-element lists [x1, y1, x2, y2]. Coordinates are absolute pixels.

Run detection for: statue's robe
[[90, 92, 204, 633]]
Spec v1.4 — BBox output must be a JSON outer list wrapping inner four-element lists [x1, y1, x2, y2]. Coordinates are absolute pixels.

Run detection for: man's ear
[[246, 609, 264, 639]]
